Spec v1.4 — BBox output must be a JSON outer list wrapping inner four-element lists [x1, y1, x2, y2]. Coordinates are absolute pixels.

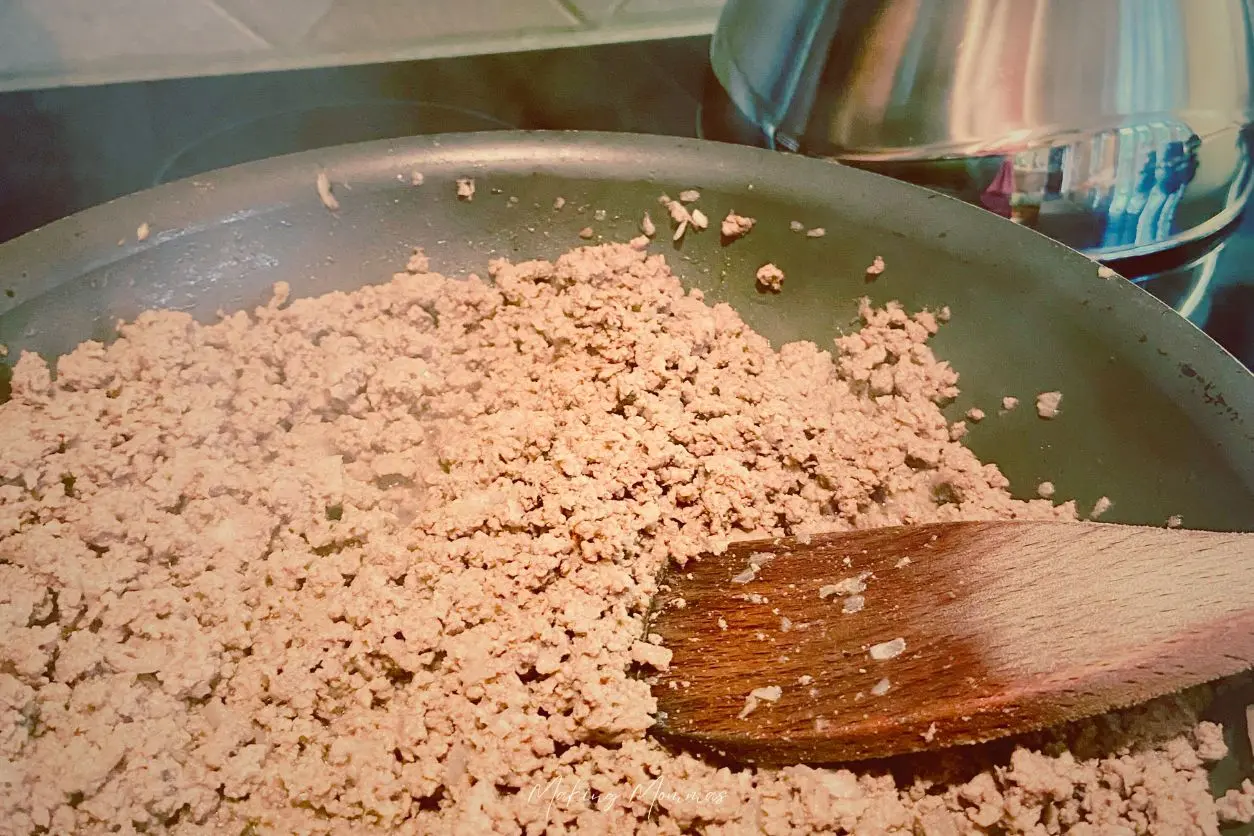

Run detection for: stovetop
[[0, 35, 1250, 369]]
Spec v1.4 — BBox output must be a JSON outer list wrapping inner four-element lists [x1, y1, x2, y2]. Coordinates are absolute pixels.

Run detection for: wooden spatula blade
[[645, 521, 1254, 764]]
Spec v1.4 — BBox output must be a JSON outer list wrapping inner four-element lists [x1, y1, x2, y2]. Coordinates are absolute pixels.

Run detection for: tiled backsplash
[[0, 0, 724, 91]]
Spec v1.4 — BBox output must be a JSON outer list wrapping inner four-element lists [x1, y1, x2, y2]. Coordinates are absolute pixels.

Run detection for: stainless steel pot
[[708, 0, 1254, 260]]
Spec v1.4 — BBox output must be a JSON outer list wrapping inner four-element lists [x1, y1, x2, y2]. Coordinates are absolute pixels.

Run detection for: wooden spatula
[[645, 520, 1253, 764]]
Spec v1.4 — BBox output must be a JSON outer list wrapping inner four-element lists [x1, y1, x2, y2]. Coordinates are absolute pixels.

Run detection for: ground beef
[[0, 241, 1235, 834], [1036, 391, 1063, 419], [756, 263, 785, 293], [720, 212, 754, 240]]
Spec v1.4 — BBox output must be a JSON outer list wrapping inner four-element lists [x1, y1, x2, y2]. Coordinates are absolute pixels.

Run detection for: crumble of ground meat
[[756, 263, 785, 293], [1036, 391, 1063, 419], [0, 240, 1235, 834], [1219, 780, 1254, 824], [456, 177, 475, 200], [869, 638, 907, 661], [316, 171, 339, 211], [405, 248, 430, 274], [721, 212, 755, 240], [738, 685, 783, 719]]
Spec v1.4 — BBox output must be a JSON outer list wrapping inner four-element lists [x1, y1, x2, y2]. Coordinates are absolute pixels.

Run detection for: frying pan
[[1, 130, 1253, 812]]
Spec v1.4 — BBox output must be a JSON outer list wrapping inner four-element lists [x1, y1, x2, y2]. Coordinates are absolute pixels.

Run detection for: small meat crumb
[[593, 208, 607, 221], [578, 227, 595, 240], [895, 557, 911, 569], [966, 407, 985, 422], [456, 177, 475, 201], [1090, 495, 1113, 518], [690, 208, 709, 231], [1218, 780, 1254, 824], [641, 212, 656, 237], [842, 595, 865, 614], [316, 170, 339, 211], [789, 220, 805, 232], [819, 572, 870, 599], [871, 677, 891, 696], [780, 616, 792, 632], [738, 685, 783, 719], [629, 235, 650, 250], [1195, 721, 1228, 761], [410, 171, 425, 186], [721, 211, 755, 240], [1002, 395, 1020, 411], [922, 722, 938, 742], [678, 189, 701, 203], [717, 617, 728, 630], [869, 637, 907, 660], [1098, 264, 1118, 280], [756, 263, 785, 293], [136, 222, 150, 242], [553, 196, 566, 210], [630, 640, 673, 671], [748, 551, 775, 568], [1036, 390, 1063, 419], [665, 198, 691, 225], [865, 255, 886, 277], [798, 675, 813, 686], [405, 247, 430, 273], [1037, 481, 1056, 499], [268, 281, 291, 309], [1167, 514, 1184, 528], [806, 227, 826, 238]]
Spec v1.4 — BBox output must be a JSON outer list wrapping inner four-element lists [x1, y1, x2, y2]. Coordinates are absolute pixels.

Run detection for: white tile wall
[[0, 0, 725, 92]]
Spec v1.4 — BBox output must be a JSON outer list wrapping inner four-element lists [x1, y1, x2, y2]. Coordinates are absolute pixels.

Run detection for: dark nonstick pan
[[1, 131, 1253, 815]]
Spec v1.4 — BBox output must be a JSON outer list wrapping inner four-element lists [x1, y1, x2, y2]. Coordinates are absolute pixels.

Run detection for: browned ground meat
[[0, 242, 1238, 834]]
